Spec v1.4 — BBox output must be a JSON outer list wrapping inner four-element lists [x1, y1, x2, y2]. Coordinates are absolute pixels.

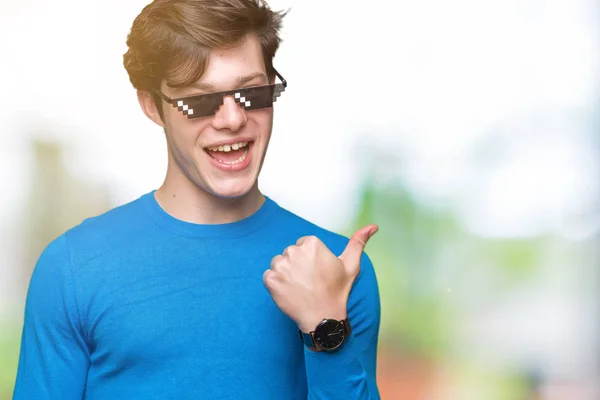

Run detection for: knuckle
[[287, 245, 299, 256], [282, 245, 295, 256], [350, 237, 367, 248], [305, 235, 319, 246], [295, 236, 308, 246], [262, 269, 270, 280], [264, 269, 279, 282], [270, 255, 284, 270], [262, 270, 273, 286]]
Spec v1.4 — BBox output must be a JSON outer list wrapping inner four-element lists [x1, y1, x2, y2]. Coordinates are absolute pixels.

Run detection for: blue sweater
[[13, 191, 381, 399]]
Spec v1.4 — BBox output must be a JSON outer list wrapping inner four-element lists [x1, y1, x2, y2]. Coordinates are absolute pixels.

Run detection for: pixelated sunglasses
[[155, 69, 287, 119]]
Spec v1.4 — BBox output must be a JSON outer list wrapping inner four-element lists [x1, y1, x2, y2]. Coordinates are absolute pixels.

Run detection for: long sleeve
[[303, 252, 381, 399], [13, 234, 90, 400]]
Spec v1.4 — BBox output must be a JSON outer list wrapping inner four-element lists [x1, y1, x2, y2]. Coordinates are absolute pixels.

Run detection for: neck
[[154, 175, 265, 226]]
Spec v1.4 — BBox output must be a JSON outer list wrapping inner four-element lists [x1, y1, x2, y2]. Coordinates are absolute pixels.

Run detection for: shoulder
[[270, 198, 353, 256], [41, 192, 153, 269], [270, 198, 378, 275], [271, 199, 381, 317]]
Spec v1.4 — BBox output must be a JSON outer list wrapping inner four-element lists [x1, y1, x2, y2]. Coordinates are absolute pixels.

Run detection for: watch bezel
[[299, 318, 352, 352], [312, 319, 346, 351]]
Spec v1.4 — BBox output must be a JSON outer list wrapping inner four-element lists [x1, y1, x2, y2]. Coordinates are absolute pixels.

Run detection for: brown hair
[[123, 0, 286, 102]]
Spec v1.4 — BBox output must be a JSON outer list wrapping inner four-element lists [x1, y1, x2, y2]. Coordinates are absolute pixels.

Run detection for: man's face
[[154, 34, 275, 199]]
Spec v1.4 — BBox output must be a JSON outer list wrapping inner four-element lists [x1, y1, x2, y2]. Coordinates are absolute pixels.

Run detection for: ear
[[137, 90, 165, 128]]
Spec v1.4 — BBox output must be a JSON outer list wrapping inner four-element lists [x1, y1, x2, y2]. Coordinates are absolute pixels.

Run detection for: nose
[[211, 95, 247, 132]]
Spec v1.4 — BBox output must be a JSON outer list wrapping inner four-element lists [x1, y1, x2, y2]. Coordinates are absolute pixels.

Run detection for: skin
[[265, 225, 379, 334], [137, 33, 378, 337], [138, 33, 273, 225]]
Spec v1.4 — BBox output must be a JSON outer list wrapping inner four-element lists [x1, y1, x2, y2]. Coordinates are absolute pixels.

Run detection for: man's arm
[[303, 252, 381, 399], [263, 224, 381, 399], [13, 234, 90, 399]]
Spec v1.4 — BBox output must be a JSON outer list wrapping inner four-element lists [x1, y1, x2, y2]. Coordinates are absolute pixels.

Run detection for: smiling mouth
[[204, 141, 252, 165]]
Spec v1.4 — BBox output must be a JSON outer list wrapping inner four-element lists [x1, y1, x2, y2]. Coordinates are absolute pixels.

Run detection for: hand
[[263, 224, 378, 333]]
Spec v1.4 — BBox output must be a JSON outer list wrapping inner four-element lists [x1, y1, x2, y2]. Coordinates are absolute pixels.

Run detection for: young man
[[13, 0, 381, 398]]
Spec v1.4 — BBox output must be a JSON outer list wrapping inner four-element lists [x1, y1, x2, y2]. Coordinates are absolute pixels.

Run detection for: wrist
[[297, 308, 347, 333], [299, 316, 353, 352]]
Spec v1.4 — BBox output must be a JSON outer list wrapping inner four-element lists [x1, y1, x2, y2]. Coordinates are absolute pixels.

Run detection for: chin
[[199, 154, 264, 201], [207, 180, 258, 200]]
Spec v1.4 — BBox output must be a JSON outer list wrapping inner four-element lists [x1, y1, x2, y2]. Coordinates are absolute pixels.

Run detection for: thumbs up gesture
[[263, 224, 379, 333]]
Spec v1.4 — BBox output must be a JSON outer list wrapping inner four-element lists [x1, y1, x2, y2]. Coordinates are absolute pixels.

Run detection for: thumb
[[339, 224, 378, 267]]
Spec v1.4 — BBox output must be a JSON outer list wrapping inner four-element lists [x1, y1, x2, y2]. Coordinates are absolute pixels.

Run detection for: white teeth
[[218, 149, 248, 165], [207, 142, 249, 152]]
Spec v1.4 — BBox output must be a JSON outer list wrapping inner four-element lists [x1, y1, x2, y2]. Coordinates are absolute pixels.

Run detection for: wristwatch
[[298, 318, 352, 352]]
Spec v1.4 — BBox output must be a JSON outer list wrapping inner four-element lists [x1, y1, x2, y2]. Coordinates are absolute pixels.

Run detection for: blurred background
[[1, 0, 599, 398]]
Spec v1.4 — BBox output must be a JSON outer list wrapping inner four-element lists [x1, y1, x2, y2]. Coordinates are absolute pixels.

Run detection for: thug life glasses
[[155, 69, 287, 119]]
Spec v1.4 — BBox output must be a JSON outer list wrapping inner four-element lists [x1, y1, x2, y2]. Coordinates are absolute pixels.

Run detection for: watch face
[[314, 319, 345, 350]]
